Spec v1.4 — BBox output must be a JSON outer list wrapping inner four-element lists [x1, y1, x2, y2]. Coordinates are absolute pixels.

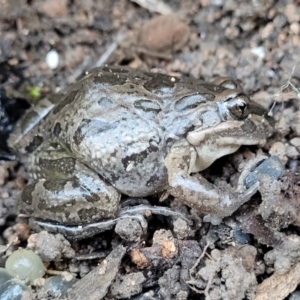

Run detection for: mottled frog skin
[[8, 66, 274, 234]]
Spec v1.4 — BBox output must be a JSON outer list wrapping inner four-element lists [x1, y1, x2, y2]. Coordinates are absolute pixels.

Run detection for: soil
[[0, 0, 300, 299]]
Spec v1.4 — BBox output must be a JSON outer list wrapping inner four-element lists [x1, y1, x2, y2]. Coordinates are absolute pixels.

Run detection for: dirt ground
[[0, 0, 300, 299]]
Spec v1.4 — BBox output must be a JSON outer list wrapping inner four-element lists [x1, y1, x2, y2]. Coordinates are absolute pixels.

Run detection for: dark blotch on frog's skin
[[25, 135, 44, 153], [74, 119, 120, 146], [105, 170, 121, 185], [40, 157, 76, 177], [53, 122, 62, 136], [165, 137, 176, 146], [85, 192, 101, 203], [134, 100, 161, 114], [70, 176, 80, 188], [37, 198, 72, 218], [146, 173, 166, 188], [20, 110, 39, 134], [121, 141, 159, 169], [98, 97, 114, 109], [21, 184, 35, 206], [240, 118, 257, 133], [53, 90, 78, 115], [37, 198, 47, 211], [149, 139, 160, 152], [134, 100, 161, 119], [143, 74, 177, 92], [43, 179, 68, 193], [77, 207, 109, 222], [182, 155, 190, 166], [121, 152, 144, 169], [175, 94, 215, 111], [94, 74, 128, 86]]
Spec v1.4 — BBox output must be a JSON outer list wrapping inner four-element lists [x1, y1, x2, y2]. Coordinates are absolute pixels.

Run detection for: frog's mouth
[[186, 115, 273, 172]]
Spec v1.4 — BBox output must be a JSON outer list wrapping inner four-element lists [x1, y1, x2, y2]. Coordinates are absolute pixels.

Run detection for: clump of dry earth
[[0, 0, 300, 299]]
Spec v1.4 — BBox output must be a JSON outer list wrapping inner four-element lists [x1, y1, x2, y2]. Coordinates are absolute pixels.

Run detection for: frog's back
[[54, 67, 180, 196], [8, 67, 172, 150], [9, 66, 221, 152]]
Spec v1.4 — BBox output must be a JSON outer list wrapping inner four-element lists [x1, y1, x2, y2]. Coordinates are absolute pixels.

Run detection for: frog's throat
[[187, 120, 267, 172], [191, 143, 240, 172]]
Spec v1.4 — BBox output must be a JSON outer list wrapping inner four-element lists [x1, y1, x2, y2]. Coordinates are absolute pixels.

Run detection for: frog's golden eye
[[224, 95, 249, 120]]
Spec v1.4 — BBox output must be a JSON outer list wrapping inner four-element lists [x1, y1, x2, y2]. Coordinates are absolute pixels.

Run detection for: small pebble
[[115, 218, 143, 242], [233, 229, 251, 244], [44, 275, 76, 298], [286, 145, 299, 159], [251, 46, 265, 60], [290, 22, 300, 35], [289, 291, 300, 300], [173, 218, 194, 240], [0, 268, 13, 286], [138, 14, 190, 55], [46, 50, 59, 69], [291, 137, 300, 149], [5, 249, 45, 284], [284, 3, 300, 23], [0, 278, 30, 300], [79, 263, 90, 278]]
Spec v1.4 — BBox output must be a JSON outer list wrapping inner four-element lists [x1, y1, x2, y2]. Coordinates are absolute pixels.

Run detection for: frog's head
[[184, 84, 274, 172]]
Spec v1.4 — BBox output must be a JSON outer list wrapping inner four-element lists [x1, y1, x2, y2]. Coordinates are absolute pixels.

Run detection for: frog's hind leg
[[19, 141, 120, 226]]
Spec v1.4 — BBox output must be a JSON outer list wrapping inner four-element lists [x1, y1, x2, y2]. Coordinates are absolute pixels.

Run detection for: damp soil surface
[[1, 0, 300, 299]]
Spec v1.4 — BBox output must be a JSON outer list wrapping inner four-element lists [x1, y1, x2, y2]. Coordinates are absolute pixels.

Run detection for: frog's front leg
[[165, 141, 259, 224], [19, 143, 120, 226]]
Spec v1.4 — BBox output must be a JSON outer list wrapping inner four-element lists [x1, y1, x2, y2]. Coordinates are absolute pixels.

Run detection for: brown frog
[[8, 66, 274, 239]]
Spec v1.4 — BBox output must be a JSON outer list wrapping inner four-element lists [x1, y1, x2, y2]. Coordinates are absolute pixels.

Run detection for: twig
[[268, 65, 299, 116], [189, 242, 210, 277], [186, 242, 217, 299], [46, 269, 76, 279]]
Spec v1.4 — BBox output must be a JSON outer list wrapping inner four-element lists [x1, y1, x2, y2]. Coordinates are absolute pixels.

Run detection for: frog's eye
[[223, 94, 249, 120]]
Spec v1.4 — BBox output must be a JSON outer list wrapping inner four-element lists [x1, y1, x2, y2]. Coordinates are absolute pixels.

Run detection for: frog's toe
[[203, 214, 222, 225], [244, 156, 285, 189], [115, 217, 144, 241], [118, 204, 193, 226], [31, 218, 118, 241], [236, 181, 260, 198]]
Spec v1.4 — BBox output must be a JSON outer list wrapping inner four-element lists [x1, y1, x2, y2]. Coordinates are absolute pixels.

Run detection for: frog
[[8, 66, 274, 239]]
